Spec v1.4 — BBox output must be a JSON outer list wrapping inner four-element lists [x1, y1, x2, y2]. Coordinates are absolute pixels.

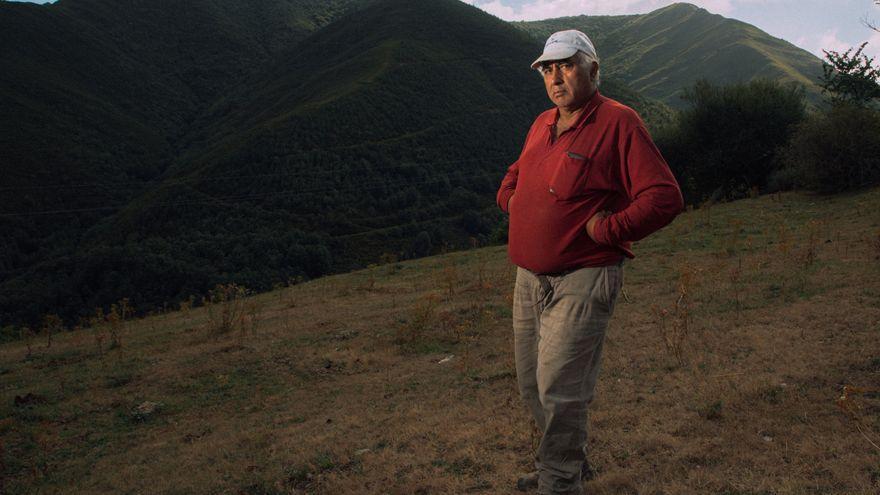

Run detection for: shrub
[[779, 104, 880, 193], [658, 79, 806, 203]]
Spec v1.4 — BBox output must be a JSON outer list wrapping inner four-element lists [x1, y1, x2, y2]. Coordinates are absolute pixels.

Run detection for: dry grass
[[2, 189, 880, 494]]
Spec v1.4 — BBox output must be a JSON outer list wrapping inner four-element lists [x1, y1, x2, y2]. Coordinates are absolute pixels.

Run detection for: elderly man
[[497, 30, 683, 494]]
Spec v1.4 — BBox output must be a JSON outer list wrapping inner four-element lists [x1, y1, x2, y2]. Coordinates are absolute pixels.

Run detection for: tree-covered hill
[[0, 0, 359, 323], [1, 0, 668, 326], [0, 0, 827, 328], [516, 2, 824, 107]]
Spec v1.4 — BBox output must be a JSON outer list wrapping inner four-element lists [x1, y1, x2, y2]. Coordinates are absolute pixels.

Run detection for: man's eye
[[560, 63, 573, 71]]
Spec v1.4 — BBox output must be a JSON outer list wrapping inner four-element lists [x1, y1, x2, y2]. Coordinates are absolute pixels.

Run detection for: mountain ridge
[[515, 2, 824, 106]]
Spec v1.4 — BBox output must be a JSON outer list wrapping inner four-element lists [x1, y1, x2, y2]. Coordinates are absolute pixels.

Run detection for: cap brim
[[530, 46, 579, 69]]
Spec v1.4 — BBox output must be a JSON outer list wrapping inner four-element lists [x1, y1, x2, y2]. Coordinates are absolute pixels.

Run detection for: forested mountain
[[517, 3, 824, 106], [0, 0, 823, 328], [0, 0, 359, 324]]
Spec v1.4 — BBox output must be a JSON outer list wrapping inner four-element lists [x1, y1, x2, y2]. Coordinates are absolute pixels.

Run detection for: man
[[497, 30, 683, 494]]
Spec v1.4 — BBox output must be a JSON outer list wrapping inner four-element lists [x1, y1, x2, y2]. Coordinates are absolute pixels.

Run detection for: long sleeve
[[496, 160, 519, 213], [591, 125, 683, 246]]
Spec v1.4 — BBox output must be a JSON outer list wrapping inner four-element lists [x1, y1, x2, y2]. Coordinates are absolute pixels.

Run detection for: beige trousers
[[513, 264, 623, 495]]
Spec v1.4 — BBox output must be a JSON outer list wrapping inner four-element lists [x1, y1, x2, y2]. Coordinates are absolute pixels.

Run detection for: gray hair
[[574, 51, 601, 87]]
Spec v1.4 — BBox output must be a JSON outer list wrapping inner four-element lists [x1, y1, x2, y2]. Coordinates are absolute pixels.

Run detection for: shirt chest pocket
[[547, 151, 592, 201]]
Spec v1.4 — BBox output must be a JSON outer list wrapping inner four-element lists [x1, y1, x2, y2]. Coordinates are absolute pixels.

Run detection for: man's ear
[[590, 61, 599, 79]]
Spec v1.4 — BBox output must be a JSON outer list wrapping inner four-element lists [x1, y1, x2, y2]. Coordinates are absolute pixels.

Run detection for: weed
[[722, 218, 744, 256], [179, 295, 196, 325], [476, 253, 491, 290], [396, 293, 440, 349], [652, 265, 695, 366], [240, 298, 261, 344], [205, 283, 248, 335], [40, 314, 63, 349], [701, 200, 713, 227], [802, 220, 822, 268], [90, 308, 107, 357], [361, 263, 378, 291], [873, 230, 880, 261], [729, 257, 743, 321], [836, 385, 880, 452], [106, 298, 131, 350], [438, 259, 459, 297], [700, 400, 724, 421], [20, 326, 34, 360]]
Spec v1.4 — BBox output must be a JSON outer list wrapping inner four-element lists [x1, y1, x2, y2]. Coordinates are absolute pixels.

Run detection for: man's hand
[[586, 210, 611, 242]]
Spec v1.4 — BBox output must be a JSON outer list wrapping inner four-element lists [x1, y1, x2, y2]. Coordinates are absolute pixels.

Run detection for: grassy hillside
[[2, 188, 879, 494], [517, 3, 825, 107]]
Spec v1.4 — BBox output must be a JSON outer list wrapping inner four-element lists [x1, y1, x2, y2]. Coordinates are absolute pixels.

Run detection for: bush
[[779, 104, 880, 193], [658, 79, 806, 203]]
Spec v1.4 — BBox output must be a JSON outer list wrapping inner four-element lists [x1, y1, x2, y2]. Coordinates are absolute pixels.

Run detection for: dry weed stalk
[[475, 253, 491, 290], [836, 385, 880, 453], [776, 223, 792, 299], [179, 295, 196, 327], [722, 218, 744, 256], [40, 314, 63, 349], [802, 220, 822, 268], [91, 308, 106, 356], [729, 257, 743, 321], [20, 326, 34, 360], [701, 200, 713, 227], [652, 266, 695, 366], [396, 293, 440, 347], [873, 230, 880, 261], [361, 264, 378, 291], [204, 283, 248, 335], [439, 259, 459, 297], [106, 298, 131, 350], [240, 298, 261, 344]]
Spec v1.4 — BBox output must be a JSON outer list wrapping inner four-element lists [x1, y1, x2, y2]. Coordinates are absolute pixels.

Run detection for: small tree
[[820, 42, 880, 105], [780, 104, 880, 193], [658, 79, 806, 202]]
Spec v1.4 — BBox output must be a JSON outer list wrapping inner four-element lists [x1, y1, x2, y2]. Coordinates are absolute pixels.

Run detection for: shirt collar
[[543, 89, 605, 129]]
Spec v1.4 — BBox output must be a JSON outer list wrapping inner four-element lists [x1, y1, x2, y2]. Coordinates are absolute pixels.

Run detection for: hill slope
[[0, 0, 357, 291], [0, 0, 672, 326], [517, 3, 824, 106], [2, 187, 878, 493]]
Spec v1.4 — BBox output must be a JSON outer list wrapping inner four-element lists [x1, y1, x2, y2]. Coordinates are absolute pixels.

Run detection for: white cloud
[[791, 26, 880, 62], [466, 0, 780, 21], [818, 29, 856, 55]]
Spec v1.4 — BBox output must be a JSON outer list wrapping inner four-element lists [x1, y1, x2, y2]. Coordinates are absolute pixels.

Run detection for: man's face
[[539, 56, 597, 111]]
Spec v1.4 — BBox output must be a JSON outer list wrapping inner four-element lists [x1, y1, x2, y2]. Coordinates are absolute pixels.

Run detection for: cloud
[[798, 28, 880, 61], [466, 0, 760, 21]]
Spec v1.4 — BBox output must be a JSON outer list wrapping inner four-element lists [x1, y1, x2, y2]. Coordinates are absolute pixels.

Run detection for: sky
[[9, 0, 880, 59], [466, 0, 880, 59]]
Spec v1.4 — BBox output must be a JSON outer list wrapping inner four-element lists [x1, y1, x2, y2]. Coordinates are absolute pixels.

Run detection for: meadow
[[2, 188, 879, 494]]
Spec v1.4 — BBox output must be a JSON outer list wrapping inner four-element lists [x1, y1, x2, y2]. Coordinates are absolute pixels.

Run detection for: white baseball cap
[[530, 30, 599, 69]]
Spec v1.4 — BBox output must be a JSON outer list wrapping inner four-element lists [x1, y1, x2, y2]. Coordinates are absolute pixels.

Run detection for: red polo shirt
[[496, 90, 683, 274]]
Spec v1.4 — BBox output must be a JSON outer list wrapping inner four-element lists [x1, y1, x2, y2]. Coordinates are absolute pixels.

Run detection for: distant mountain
[[516, 3, 824, 107]]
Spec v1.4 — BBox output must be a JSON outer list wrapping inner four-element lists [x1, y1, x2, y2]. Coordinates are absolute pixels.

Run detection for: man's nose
[[550, 66, 564, 83]]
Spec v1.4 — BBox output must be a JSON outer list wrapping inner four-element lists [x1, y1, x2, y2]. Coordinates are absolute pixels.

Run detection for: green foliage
[[820, 42, 880, 105], [777, 104, 880, 193], [657, 79, 806, 203]]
